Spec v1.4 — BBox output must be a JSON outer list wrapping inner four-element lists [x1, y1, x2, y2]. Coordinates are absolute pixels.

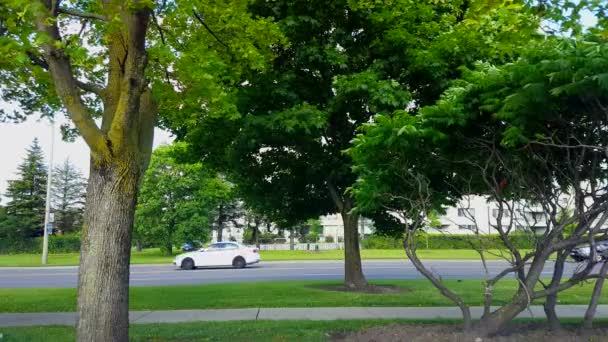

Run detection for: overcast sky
[[0, 117, 173, 201], [0, 9, 597, 202]]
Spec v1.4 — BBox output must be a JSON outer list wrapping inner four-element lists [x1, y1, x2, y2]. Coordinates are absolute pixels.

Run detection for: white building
[[433, 195, 568, 235], [211, 213, 375, 243], [319, 214, 375, 241]]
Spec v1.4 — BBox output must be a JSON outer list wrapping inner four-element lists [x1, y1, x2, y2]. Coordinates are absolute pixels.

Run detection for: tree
[[208, 183, 243, 242], [4, 138, 48, 239], [180, 0, 539, 290], [0, 2, 281, 340], [135, 144, 228, 255], [350, 34, 608, 335], [51, 158, 86, 234]]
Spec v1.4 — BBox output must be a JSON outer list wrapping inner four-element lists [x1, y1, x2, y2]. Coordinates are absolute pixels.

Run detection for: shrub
[[0, 234, 81, 254], [325, 235, 335, 243], [362, 235, 401, 249], [46, 234, 81, 253], [360, 233, 535, 250]]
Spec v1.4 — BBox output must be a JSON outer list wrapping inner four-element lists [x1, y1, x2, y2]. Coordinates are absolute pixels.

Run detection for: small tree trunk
[[76, 162, 140, 342], [476, 292, 529, 335], [216, 204, 224, 242], [253, 224, 260, 248], [135, 239, 143, 252], [342, 211, 368, 289], [161, 240, 173, 256], [583, 260, 608, 329], [545, 251, 568, 330], [289, 229, 295, 250]]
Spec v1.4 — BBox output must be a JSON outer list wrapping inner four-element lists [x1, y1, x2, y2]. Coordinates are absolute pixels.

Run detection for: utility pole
[[42, 120, 55, 264]]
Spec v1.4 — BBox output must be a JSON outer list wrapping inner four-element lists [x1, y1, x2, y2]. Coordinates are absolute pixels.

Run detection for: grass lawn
[[2, 319, 607, 342], [0, 248, 510, 267], [0, 320, 442, 342], [1, 279, 605, 313]]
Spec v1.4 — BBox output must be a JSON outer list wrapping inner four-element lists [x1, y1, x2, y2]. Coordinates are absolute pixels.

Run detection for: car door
[[201, 243, 225, 266], [220, 243, 239, 266]]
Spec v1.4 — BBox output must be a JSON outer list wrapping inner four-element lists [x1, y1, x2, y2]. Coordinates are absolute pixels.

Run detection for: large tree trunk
[[342, 211, 367, 289], [76, 161, 141, 342]]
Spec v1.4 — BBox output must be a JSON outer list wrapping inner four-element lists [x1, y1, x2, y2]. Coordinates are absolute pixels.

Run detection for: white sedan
[[173, 242, 260, 270]]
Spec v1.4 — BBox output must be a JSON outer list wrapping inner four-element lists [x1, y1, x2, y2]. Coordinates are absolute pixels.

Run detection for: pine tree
[[4, 138, 48, 238], [52, 159, 86, 234]]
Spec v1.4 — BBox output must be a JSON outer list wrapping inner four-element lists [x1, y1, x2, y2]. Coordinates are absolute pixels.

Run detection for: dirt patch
[[309, 284, 409, 294], [332, 323, 608, 342]]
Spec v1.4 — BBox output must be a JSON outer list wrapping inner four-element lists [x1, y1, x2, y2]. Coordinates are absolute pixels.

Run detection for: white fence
[[258, 242, 344, 251]]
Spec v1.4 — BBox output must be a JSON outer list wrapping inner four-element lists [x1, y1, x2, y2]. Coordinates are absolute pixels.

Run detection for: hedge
[[362, 234, 536, 250], [0, 235, 81, 254], [0, 233, 537, 254]]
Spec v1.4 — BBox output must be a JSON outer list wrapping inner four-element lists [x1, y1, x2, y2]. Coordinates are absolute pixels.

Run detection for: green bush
[[46, 235, 81, 253], [362, 235, 402, 249], [362, 233, 535, 250], [0, 234, 81, 254], [0, 237, 39, 254]]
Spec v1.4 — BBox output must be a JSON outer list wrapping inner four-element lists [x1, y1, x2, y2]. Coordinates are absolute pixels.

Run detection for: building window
[[492, 209, 511, 218], [525, 211, 545, 223], [457, 208, 475, 217], [458, 224, 476, 230]]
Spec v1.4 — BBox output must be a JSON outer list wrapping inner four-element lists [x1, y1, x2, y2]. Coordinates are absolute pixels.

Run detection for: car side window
[[224, 243, 238, 250], [209, 243, 224, 250]]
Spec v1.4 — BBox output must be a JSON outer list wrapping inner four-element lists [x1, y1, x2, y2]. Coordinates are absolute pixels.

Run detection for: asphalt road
[[0, 259, 587, 288]]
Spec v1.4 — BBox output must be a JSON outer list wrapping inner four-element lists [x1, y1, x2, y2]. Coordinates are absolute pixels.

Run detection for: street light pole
[[42, 120, 55, 265]]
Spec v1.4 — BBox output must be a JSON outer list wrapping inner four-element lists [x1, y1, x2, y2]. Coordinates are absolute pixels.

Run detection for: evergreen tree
[[4, 138, 48, 238], [52, 159, 86, 234]]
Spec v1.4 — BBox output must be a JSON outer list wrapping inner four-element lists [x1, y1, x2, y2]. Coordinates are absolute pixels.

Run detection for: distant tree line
[[0, 139, 86, 249]]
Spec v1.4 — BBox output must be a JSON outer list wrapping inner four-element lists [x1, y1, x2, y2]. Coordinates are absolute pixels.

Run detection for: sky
[[0, 117, 173, 201], [0, 7, 598, 201]]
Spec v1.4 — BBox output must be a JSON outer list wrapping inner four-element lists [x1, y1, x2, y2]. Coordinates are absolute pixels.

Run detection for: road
[[0, 259, 586, 288]]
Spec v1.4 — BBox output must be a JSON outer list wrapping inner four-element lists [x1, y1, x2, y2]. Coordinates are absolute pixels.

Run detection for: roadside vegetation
[[3, 320, 608, 342], [1, 279, 606, 313], [0, 249, 525, 267]]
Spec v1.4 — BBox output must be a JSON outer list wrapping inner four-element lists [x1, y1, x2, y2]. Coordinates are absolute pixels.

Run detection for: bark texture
[[342, 211, 368, 289], [476, 291, 529, 335], [216, 204, 224, 242], [583, 260, 608, 328], [76, 161, 140, 342], [544, 251, 568, 330]]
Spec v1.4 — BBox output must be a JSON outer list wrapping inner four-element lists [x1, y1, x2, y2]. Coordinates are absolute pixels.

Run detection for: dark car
[[570, 241, 608, 262], [181, 243, 198, 252]]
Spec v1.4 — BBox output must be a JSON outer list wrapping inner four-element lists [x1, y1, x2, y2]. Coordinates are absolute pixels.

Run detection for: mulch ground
[[332, 323, 608, 342]]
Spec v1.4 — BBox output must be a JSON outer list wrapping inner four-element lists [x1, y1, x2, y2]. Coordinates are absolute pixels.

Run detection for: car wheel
[[181, 258, 195, 270], [233, 256, 246, 269], [570, 255, 583, 262]]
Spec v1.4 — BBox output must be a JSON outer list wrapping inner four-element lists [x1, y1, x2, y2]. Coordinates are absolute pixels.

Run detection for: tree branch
[[34, 1, 107, 157], [58, 7, 108, 22], [327, 181, 344, 212], [75, 80, 104, 96], [192, 10, 230, 49]]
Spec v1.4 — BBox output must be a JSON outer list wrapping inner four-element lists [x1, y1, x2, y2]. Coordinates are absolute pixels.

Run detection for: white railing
[[257, 242, 344, 251]]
